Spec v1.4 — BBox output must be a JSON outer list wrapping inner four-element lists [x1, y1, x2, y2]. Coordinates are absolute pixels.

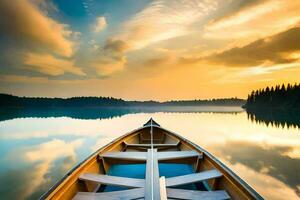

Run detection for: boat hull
[[40, 121, 263, 200]]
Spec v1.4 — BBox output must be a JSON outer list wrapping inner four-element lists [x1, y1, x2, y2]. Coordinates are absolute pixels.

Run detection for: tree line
[[0, 93, 245, 107], [244, 83, 300, 109]]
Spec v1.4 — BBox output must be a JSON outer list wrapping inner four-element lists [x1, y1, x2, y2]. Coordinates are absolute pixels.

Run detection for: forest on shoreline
[[0, 93, 245, 107], [243, 83, 300, 110]]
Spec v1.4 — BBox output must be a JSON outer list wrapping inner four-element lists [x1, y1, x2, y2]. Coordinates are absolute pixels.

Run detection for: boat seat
[[165, 169, 223, 187], [157, 151, 201, 161], [79, 173, 145, 188], [124, 140, 180, 150], [76, 150, 225, 200], [100, 150, 201, 161], [79, 169, 222, 189], [73, 188, 144, 200], [166, 188, 230, 200]]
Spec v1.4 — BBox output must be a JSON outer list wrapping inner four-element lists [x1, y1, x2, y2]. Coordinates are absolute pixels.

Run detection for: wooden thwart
[[79, 173, 145, 188], [100, 151, 147, 161], [157, 151, 200, 161], [166, 169, 222, 187], [100, 150, 200, 161], [124, 141, 180, 149], [166, 188, 230, 200], [72, 188, 144, 200]]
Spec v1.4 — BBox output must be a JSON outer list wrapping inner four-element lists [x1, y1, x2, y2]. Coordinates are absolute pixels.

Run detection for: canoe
[[40, 118, 263, 200]]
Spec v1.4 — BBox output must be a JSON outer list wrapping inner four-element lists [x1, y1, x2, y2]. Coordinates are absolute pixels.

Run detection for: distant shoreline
[[0, 93, 246, 107]]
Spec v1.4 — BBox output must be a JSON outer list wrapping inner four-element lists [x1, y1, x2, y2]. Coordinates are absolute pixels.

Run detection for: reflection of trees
[[246, 109, 300, 129], [0, 107, 242, 122], [216, 141, 300, 197]]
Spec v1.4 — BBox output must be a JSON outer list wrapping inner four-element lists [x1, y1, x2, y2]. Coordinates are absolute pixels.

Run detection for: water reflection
[[213, 141, 300, 197], [0, 138, 83, 200], [0, 109, 299, 200], [247, 109, 300, 129], [0, 106, 242, 122]]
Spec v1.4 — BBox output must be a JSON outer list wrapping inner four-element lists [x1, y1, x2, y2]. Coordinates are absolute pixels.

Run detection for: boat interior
[[43, 119, 262, 200]]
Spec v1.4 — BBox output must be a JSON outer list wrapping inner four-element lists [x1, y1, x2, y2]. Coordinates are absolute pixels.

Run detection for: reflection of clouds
[[25, 139, 82, 162], [0, 117, 106, 139], [0, 111, 299, 199], [212, 141, 300, 198], [20, 139, 82, 199], [0, 116, 147, 140], [224, 162, 299, 200]]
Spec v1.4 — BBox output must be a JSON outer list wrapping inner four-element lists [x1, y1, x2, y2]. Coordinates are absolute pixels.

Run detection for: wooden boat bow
[[40, 118, 264, 200]]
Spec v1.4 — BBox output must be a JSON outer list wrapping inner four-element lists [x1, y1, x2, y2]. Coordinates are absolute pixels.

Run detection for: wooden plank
[[100, 151, 199, 161], [159, 177, 167, 200], [79, 173, 145, 188], [100, 151, 147, 161], [166, 169, 222, 187], [145, 149, 160, 200], [158, 151, 200, 161], [166, 188, 230, 200], [72, 188, 144, 200], [125, 141, 179, 149]]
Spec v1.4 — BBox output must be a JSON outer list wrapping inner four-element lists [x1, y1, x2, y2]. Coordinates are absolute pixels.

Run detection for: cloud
[[104, 39, 130, 53], [91, 39, 130, 76], [94, 16, 107, 33], [94, 0, 219, 76], [0, 0, 75, 57], [204, 0, 300, 44], [116, 0, 218, 51], [24, 53, 85, 76], [143, 55, 172, 68], [206, 26, 300, 67], [92, 54, 127, 76]]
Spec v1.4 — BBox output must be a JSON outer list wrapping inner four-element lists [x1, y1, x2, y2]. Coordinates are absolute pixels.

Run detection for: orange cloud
[[24, 53, 85, 76], [92, 55, 127, 76], [116, 0, 218, 50], [204, 0, 300, 46], [0, 0, 75, 57], [206, 26, 300, 67]]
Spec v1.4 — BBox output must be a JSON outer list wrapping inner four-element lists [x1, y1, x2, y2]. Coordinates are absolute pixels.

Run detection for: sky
[[0, 0, 300, 101]]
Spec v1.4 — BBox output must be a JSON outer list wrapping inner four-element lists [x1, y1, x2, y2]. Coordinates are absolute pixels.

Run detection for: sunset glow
[[0, 0, 300, 100]]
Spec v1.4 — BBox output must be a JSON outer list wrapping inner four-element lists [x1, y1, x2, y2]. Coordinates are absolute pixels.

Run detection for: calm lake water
[[0, 106, 299, 200]]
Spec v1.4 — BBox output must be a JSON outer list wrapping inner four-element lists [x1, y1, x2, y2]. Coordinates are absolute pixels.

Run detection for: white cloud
[[116, 0, 218, 50], [94, 16, 107, 33]]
